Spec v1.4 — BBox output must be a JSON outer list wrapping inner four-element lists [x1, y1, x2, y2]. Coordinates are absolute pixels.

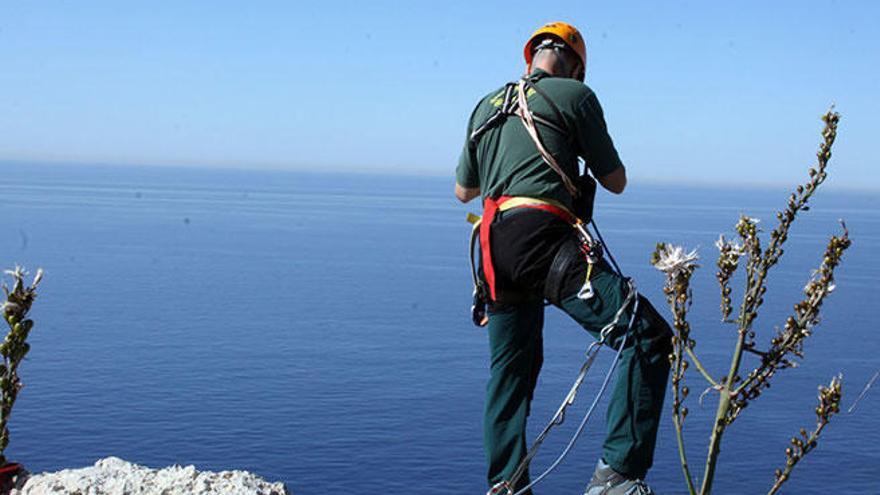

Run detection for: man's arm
[[596, 166, 626, 194], [573, 89, 627, 195], [456, 99, 486, 203], [455, 182, 481, 203]]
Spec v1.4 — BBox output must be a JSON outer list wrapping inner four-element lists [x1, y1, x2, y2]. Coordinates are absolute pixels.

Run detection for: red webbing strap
[[479, 197, 502, 301], [480, 196, 576, 301]]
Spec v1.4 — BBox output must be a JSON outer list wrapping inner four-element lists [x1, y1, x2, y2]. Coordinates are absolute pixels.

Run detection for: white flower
[[653, 244, 699, 279], [3, 265, 25, 279], [715, 234, 743, 253], [803, 277, 835, 294]]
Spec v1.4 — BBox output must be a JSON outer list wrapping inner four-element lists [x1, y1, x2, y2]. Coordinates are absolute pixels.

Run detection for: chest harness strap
[[468, 77, 578, 197]]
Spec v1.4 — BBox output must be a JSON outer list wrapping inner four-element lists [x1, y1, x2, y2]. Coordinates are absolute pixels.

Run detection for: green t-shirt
[[456, 70, 624, 210]]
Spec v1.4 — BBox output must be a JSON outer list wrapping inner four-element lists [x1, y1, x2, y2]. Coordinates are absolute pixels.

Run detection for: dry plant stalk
[[650, 110, 849, 494], [0, 266, 43, 465], [767, 375, 842, 495]]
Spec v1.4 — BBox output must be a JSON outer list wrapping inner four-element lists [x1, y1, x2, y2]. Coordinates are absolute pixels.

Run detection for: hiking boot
[[583, 459, 654, 495]]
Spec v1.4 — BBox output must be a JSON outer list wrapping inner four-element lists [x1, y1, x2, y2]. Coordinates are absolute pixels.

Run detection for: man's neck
[[531, 64, 558, 77]]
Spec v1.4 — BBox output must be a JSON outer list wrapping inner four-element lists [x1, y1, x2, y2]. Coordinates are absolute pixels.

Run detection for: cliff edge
[[9, 456, 290, 495]]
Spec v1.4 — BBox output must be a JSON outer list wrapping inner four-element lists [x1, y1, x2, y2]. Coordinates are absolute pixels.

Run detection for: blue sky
[[1, 1, 878, 188]]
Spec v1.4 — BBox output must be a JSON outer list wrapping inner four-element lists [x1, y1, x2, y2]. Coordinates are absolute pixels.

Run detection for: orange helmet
[[523, 21, 587, 80]]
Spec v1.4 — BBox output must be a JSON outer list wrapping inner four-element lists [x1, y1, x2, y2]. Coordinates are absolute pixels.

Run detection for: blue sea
[[1, 163, 878, 494]]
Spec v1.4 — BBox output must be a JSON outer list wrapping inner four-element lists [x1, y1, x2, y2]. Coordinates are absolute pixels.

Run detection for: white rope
[[486, 277, 639, 495], [505, 342, 603, 488], [510, 282, 639, 495], [516, 79, 579, 198], [848, 369, 880, 414]]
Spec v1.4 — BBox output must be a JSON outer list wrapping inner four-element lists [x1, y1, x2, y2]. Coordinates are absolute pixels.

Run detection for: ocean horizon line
[[2, 158, 878, 194]]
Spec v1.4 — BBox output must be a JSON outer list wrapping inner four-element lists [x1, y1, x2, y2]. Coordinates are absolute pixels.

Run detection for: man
[[455, 22, 673, 495]]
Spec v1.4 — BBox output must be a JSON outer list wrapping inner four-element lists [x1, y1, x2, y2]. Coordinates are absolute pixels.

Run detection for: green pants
[[483, 261, 672, 491]]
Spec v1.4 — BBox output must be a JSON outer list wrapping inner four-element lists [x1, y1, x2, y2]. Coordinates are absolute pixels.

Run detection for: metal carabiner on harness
[[487, 481, 513, 495], [573, 221, 603, 265], [472, 284, 489, 327]]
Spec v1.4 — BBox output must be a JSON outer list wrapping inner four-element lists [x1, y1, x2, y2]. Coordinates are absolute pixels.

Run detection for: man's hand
[[597, 166, 627, 194], [455, 182, 481, 203]]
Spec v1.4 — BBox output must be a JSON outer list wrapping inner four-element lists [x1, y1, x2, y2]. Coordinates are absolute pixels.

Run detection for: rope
[[590, 219, 622, 276], [510, 283, 638, 495], [516, 80, 579, 198], [505, 341, 603, 487]]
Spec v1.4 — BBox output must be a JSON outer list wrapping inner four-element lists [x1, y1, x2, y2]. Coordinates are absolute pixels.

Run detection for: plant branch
[[0, 266, 43, 464], [731, 224, 850, 408], [673, 410, 698, 495], [685, 347, 719, 388], [699, 109, 841, 495], [767, 375, 842, 495], [651, 243, 700, 493]]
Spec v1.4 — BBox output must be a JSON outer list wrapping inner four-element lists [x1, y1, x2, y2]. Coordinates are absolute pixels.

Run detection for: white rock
[[11, 456, 290, 495]]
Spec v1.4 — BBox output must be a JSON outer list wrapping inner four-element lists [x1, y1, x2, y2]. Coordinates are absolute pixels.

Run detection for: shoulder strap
[[522, 77, 569, 136], [468, 83, 517, 152], [516, 78, 579, 197]]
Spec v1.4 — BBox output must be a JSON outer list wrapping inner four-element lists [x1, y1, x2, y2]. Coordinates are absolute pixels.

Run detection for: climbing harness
[[467, 74, 596, 303], [466, 197, 603, 306]]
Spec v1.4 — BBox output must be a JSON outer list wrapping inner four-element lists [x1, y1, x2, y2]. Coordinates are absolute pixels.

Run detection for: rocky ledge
[[9, 456, 290, 495]]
